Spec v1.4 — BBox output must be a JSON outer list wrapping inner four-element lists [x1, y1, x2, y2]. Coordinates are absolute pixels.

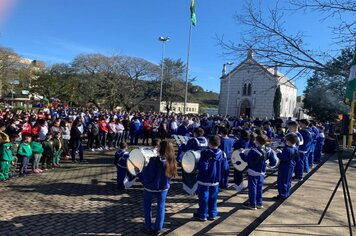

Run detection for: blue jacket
[[138, 156, 171, 192], [241, 146, 277, 176], [277, 145, 298, 167], [315, 132, 325, 150], [177, 125, 190, 136], [299, 128, 312, 152], [197, 148, 228, 185], [233, 138, 250, 150], [219, 136, 235, 160], [114, 149, 129, 169], [285, 130, 304, 149], [181, 137, 208, 152], [265, 127, 275, 139], [309, 126, 319, 144], [131, 120, 141, 132]]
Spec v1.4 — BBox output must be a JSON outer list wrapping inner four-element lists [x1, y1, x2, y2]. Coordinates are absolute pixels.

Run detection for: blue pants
[[71, 141, 84, 161], [144, 190, 168, 231], [196, 184, 219, 219], [304, 151, 310, 173], [116, 166, 127, 190], [308, 144, 315, 167], [233, 169, 243, 186], [314, 147, 322, 162], [295, 152, 305, 179], [130, 131, 139, 145], [248, 175, 264, 207], [219, 167, 229, 189], [20, 157, 30, 174], [277, 164, 295, 199]]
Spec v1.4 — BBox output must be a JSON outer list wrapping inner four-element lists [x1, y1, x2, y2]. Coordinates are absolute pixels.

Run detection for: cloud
[[49, 38, 98, 54]]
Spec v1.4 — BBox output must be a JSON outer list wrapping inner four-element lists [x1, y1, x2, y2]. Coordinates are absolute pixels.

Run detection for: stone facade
[[218, 51, 297, 119]]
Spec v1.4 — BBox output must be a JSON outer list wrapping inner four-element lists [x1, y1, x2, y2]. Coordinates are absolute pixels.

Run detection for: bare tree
[[290, 0, 356, 45], [218, 1, 354, 80]]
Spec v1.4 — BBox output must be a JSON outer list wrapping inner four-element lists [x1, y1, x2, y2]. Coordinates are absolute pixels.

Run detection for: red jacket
[[21, 122, 32, 135], [99, 120, 109, 132]]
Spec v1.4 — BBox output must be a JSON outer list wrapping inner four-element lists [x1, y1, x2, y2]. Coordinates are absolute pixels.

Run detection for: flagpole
[[347, 91, 355, 148], [183, 22, 192, 115]]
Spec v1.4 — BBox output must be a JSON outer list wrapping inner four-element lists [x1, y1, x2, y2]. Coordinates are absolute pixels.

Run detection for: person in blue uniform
[[130, 117, 142, 146], [114, 142, 130, 190], [314, 126, 325, 163], [178, 128, 208, 194], [295, 119, 312, 181], [177, 120, 190, 136], [193, 135, 228, 221], [136, 140, 177, 235], [232, 130, 250, 191], [263, 121, 275, 140], [241, 135, 277, 210], [274, 133, 299, 200], [218, 127, 235, 189], [286, 121, 304, 149], [307, 121, 319, 168]]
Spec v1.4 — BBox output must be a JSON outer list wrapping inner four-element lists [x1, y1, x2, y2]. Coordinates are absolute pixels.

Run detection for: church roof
[[221, 52, 297, 89]]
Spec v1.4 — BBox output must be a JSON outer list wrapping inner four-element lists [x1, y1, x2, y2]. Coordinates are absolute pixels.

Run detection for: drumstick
[[127, 158, 139, 170]]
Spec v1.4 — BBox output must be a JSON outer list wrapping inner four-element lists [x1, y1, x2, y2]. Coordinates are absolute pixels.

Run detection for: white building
[[140, 100, 199, 114], [218, 50, 297, 119]]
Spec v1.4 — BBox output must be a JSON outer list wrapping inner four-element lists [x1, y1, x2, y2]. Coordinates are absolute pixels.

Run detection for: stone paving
[[0, 148, 351, 236]]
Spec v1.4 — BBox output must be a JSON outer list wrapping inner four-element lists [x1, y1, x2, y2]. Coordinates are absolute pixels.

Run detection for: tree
[[161, 58, 186, 114], [273, 86, 282, 118], [303, 48, 352, 121], [218, 1, 355, 80]]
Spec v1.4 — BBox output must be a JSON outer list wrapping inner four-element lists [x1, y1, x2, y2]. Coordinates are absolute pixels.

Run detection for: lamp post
[[158, 36, 170, 112], [225, 62, 234, 116], [9, 80, 19, 108]]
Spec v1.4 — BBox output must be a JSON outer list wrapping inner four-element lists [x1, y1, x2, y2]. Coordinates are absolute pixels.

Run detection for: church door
[[239, 100, 251, 118]]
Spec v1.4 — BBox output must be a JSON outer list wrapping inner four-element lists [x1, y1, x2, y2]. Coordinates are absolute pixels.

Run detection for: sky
[[0, 0, 350, 95]]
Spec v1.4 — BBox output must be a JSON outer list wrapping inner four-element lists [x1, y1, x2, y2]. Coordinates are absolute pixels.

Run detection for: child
[[9, 134, 20, 178], [314, 126, 325, 163], [18, 134, 33, 176], [295, 119, 312, 180], [194, 135, 228, 221], [114, 142, 130, 190], [218, 127, 234, 189], [136, 140, 177, 235], [0, 131, 12, 181], [53, 131, 62, 167], [274, 133, 299, 200], [241, 135, 277, 210], [41, 133, 55, 170], [31, 135, 44, 174]]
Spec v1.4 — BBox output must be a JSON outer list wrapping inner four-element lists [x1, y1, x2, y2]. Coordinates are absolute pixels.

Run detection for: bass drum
[[231, 149, 250, 171], [127, 148, 157, 176], [182, 150, 201, 174], [266, 150, 280, 170]]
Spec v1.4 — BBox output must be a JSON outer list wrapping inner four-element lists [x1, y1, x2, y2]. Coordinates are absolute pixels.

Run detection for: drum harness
[[116, 150, 130, 169]]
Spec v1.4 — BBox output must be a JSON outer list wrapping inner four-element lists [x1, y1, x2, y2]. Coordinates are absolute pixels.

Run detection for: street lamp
[[225, 62, 234, 116], [9, 80, 19, 108], [158, 36, 170, 112]]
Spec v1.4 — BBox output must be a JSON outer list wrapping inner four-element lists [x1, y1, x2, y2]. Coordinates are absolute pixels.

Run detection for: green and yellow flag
[[190, 0, 196, 26], [345, 48, 356, 105]]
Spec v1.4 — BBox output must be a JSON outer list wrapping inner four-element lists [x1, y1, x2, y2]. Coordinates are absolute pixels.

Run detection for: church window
[[247, 83, 252, 96], [243, 84, 247, 96]]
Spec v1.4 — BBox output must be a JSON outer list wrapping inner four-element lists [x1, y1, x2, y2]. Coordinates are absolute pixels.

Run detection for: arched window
[[243, 84, 247, 96], [247, 83, 252, 96]]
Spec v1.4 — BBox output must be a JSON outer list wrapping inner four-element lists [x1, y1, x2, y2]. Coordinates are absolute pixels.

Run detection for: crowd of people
[[0, 107, 331, 235]]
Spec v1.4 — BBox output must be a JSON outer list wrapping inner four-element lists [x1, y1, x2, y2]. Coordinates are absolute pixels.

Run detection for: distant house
[[218, 49, 297, 119], [140, 100, 199, 114]]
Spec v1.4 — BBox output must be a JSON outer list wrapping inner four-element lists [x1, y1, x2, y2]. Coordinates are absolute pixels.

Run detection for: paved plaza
[[0, 149, 355, 236]]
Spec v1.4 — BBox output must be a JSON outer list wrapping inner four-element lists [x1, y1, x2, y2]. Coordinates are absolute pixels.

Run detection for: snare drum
[[231, 149, 250, 171], [127, 148, 157, 176], [182, 150, 201, 174]]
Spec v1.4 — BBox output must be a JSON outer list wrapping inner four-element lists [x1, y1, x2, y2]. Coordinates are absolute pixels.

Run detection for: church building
[[218, 50, 297, 118]]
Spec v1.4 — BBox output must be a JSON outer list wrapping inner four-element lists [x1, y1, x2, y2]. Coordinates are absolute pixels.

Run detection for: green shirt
[[18, 143, 33, 158], [0, 143, 13, 161], [31, 141, 44, 154]]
